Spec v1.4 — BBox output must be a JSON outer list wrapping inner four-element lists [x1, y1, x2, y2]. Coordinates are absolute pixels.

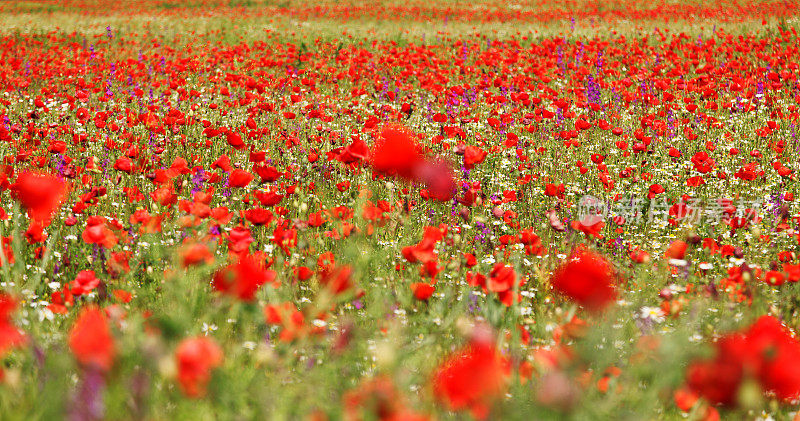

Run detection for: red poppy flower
[[463, 145, 487, 169], [70, 270, 100, 296], [113, 157, 134, 173], [212, 254, 276, 301], [244, 208, 274, 226], [294, 266, 313, 281], [68, 306, 116, 372], [254, 190, 284, 207], [81, 216, 118, 248], [175, 336, 223, 398], [414, 160, 456, 201], [544, 183, 565, 198], [687, 315, 800, 406], [432, 337, 508, 419], [227, 225, 254, 254], [570, 219, 605, 238], [0, 294, 26, 356], [112, 290, 132, 303], [151, 186, 177, 207], [369, 125, 455, 201], [181, 243, 214, 267], [487, 263, 516, 293], [228, 169, 254, 188], [338, 138, 369, 164], [370, 124, 423, 179], [410, 282, 435, 300], [319, 264, 353, 295], [226, 131, 245, 149], [212, 155, 234, 172], [253, 164, 282, 182], [550, 246, 617, 312], [11, 171, 68, 224], [464, 253, 477, 267]]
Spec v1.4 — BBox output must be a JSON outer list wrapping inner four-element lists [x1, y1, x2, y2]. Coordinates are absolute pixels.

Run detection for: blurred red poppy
[[370, 124, 423, 179], [550, 246, 617, 312], [432, 337, 508, 419], [11, 171, 68, 225], [175, 336, 223, 398], [212, 254, 276, 301], [68, 306, 116, 372], [687, 315, 800, 406], [0, 294, 26, 357], [410, 282, 435, 300]]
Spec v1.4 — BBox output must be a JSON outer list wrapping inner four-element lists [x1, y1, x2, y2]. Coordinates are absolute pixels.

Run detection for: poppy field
[[3, 0, 800, 419]]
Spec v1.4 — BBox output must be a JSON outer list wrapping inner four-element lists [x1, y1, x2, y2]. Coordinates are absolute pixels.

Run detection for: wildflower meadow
[[2, 0, 800, 419]]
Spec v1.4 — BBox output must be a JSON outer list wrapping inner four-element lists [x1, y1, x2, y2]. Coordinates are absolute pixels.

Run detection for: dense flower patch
[[1, 1, 800, 419], [5, 0, 800, 24]]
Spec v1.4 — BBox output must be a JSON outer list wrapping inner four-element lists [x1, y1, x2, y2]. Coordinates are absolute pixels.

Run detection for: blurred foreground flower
[[343, 376, 430, 421], [212, 254, 276, 301], [11, 171, 68, 225], [432, 332, 508, 419], [0, 294, 26, 381], [686, 315, 800, 407], [69, 307, 116, 372], [175, 336, 223, 398], [370, 124, 455, 201], [550, 245, 618, 312]]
